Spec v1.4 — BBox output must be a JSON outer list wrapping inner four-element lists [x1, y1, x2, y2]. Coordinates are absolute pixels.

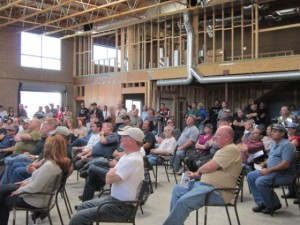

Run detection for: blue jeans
[[247, 170, 294, 209], [69, 196, 134, 225], [172, 150, 186, 172], [0, 155, 33, 185], [147, 154, 159, 166], [82, 164, 109, 201], [11, 162, 32, 183], [163, 182, 225, 225]]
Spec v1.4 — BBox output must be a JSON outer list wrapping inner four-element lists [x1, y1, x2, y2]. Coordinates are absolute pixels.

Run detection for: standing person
[[163, 126, 242, 225], [114, 101, 127, 131], [18, 103, 27, 118], [102, 105, 111, 122], [89, 103, 104, 123], [257, 102, 267, 125], [56, 106, 63, 121], [69, 127, 145, 225], [208, 100, 221, 134], [49, 103, 57, 118], [77, 102, 89, 124], [187, 102, 201, 129], [217, 101, 229, 121], [157, 103, 170, 128], [197, 103, 209, 134], [141, 105, 148, 122], [232, 109, 246, 143], [246, 101, 259, 124], [247, 124, 296, 214], [0, 135, 70, 225]]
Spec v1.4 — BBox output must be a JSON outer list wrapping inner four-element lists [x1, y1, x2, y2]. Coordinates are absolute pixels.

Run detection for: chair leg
[[140, 205, 144, 214], [56, 199, 64, 225], [204, 206, 208, 225], [225, 206, 232, 225], [234, 205, 241, 225], [155, 164, 158, 189], [26, 210, 29, 225], [63, 188, 73, 217], [196, 210, 199, 225], [13, 208, 16, 225], [172, 166, 178, 184], [164, 165, 170, 182], [48, 212, 53, 225], [281, 186, 289, 207]]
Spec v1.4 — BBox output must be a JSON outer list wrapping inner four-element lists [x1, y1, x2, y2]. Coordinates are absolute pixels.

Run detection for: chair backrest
[[231, 170, 245, 205], [140, 156, 154, 206]]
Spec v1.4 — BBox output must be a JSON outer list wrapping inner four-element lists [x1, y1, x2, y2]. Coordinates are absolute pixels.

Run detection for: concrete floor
[[9, 167, 300, 225]]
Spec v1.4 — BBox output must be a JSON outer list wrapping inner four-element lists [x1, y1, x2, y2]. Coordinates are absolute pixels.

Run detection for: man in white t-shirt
[[69, 127, 144, 225], [147, 125, 177, 166]]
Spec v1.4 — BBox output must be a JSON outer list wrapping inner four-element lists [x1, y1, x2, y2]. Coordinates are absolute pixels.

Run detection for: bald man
[[163, 126, 242, 225]]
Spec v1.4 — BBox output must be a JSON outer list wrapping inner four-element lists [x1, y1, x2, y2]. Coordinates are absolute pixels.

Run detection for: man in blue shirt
[[247, 124, 296, 214]]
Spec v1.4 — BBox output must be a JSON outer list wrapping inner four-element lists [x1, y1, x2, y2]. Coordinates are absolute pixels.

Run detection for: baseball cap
[[286, 122, 298, 129], [21, 118, 31, 124], [49, 126, 72, 137], [272, 124, 287, 133], [7, 124, 18, 131], [118, 127, 144, 143], [122, 115, 130, 120]]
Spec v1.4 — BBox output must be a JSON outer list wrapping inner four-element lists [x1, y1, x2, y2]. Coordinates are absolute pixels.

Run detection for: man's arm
[[260, 160, 291, 175], [198, 159, 220, 175], [106, 168, 122, 184], [178, 140, 194, 151], [188, 159, 220, 179]]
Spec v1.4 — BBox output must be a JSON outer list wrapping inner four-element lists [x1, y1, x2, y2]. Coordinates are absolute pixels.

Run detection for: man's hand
[[26, 164, 36, 174], [259, 168, 270, 176], [186, 171, 201, 179]]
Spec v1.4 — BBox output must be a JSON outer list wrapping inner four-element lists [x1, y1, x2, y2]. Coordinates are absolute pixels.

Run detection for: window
[[21, 32, 61, 70], [93, 45, 121, 68]]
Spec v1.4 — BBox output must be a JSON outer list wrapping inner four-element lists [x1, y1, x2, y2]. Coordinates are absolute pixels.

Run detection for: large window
[[93, 45, 121, 68], [21, 32, 61, 70]]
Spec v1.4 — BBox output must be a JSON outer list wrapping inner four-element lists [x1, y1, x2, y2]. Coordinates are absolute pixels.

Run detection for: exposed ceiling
[[0, 0, 192, 37], [0, 0, 299, 38]]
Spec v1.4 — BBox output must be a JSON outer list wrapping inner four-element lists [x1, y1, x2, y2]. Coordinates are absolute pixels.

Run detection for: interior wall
[[0, 26, 74, 114]]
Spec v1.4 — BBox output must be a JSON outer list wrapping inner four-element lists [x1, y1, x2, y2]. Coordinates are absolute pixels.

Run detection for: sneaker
[[262, 204, 282, 214], [293, 199, 299, 204], [177, 169, 185, 176], [252, 204, 266, 213], [28, 215, 42, 225], [281, 192, 296, 199]]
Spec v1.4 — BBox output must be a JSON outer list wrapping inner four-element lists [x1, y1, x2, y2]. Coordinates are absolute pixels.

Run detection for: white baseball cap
[[118, 127, 144, 143]]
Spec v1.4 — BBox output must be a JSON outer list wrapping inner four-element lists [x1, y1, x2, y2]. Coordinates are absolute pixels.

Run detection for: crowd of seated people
[[0, 99, 300, 224]]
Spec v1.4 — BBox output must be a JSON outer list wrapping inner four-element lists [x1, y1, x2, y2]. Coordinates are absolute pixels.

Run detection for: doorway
[[123, 94, 144, 116], [20, 91, 62, 118]]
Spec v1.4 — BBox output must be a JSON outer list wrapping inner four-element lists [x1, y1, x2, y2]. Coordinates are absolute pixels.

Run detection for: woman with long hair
[[75, 118, 88, 139], [7, 107, 15, 119], [0, 135, 70, 225]]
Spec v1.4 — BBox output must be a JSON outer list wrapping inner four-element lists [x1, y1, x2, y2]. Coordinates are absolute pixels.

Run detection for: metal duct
[[157, 8, 300, 86], [157, 11, 194, 86], [191, 69, 300, 84]]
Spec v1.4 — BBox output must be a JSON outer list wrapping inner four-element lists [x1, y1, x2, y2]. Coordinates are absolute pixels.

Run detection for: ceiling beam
[[0, 0, 24, 12]]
